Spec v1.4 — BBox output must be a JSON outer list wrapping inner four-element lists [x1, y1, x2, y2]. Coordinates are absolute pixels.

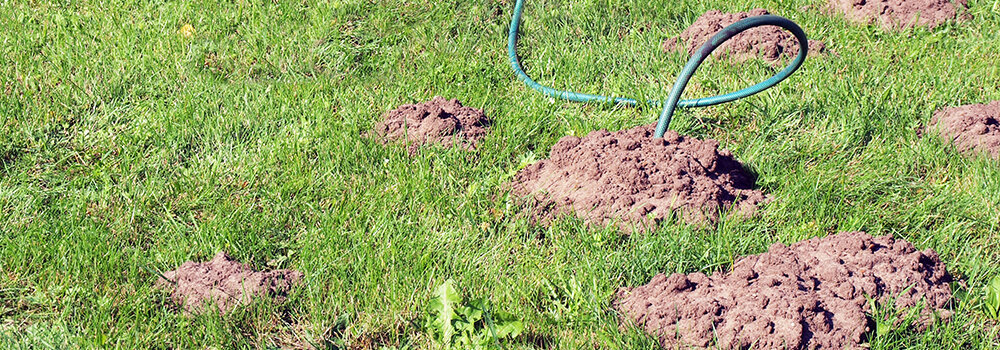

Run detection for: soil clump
[[828, 0, 969, 29], [372, 96, 491, 154], [156, 252, 303, 313], [615, 231, 954, 349], [928, 101, 1000, 160], [511, 124, 768, 230], [662, 9, 826, 62]]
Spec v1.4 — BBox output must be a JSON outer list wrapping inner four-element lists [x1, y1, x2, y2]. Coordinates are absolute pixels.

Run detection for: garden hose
[[507, 0, 809, 138]]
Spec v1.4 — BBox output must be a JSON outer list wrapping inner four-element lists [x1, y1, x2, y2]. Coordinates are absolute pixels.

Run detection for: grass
[[2, 0, 1000, 348]]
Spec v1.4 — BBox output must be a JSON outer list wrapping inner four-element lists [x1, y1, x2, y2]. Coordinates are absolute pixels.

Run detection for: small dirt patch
[[615, 231, 953, 349], [928, 101, 1000, 160], [663, 9, 826, 62], [372, 96, 491, 154], [156, 252, 303, 313], [511, 124, 768, 230], [829, 0, 969, 29]]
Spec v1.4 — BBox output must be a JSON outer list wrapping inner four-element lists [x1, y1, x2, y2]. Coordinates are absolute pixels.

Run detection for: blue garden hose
[[507, 0, 809, 137]]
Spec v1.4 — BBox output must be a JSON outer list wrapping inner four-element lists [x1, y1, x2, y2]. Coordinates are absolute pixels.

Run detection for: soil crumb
[[928, 101, 1000, 160], [157, 252, 303, 313], [663, 9, 826, 62], [829, 0, 969, 29], [511, 124, 768, 230], [615, 231, 954, 349], [372, 96, 491, 154]]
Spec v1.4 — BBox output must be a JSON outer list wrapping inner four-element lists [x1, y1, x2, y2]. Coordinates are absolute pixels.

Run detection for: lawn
[[2, 0, 999, 348]]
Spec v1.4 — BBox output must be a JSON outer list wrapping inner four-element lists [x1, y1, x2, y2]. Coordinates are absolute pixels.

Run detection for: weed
[[985, 275, 1000, 320], [422, 280, 524, 349], [540, 273, 595, 328]]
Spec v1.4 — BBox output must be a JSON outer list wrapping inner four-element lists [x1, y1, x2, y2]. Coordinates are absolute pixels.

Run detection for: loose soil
[[156, 252, 303, 313], [828, 0, 969, 29], [615, 231, 954, 349], [372, 96, 491, 154], [662, 9, 826, 62], [511, 124, 768, 230], [928, 101, 1000, 160]]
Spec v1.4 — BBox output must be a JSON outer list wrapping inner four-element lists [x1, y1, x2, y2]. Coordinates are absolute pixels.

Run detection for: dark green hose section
[[507, 0, 809, 138]]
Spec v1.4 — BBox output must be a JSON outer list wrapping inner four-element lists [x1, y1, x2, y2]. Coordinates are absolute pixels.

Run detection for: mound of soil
[[156, 252, 303, 313], [615, 231, 953, 349], [928, 101, 1000, 160], [511, 124, 768, 230], [372, 96, 491, 154], [829, 0, 969, 29], [663, 9, 826, 62]]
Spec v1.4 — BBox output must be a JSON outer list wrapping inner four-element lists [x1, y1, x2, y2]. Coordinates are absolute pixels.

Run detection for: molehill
[[511, 124, 768, 231], [156, 252, 303, 313], [372, 96, 491, 154], [615, 231, 953, 349], [663, 9, 826, 62], [828, 0, 969, 29], [928, 101, 1000, 160]]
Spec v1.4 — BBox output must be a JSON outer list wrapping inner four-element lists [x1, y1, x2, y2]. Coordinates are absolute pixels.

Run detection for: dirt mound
[[372, 96, 491, 154], [663, 9, 826, 62], [829, 0, 969, 29], [615, 231, 954, 349], [156, 252, 303, 313], [928, 101, 1000, 160], [511, 124, 768, 230]]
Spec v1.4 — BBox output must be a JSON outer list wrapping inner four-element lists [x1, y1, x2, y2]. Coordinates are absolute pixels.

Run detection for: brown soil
[[615, 231, 954, 349], [828, 0, 969, 29], [372, 96, 491, 154], [511, 124, 768, 230], [928, 101, 1000, 160], [156, 252, 303, 313], [663, 9, 826, 62]]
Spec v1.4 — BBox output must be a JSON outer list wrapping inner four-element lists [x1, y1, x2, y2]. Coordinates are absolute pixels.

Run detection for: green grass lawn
[[2, 0, 1000, 348]]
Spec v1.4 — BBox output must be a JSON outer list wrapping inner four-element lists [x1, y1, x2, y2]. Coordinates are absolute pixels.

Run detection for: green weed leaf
[[433, 279, 461, 343], [492, 319, 524, 339], [986, 275, 1000, 319]]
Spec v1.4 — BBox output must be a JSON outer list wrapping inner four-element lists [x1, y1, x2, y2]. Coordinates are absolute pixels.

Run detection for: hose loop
[[506, 0, 809, 138]]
